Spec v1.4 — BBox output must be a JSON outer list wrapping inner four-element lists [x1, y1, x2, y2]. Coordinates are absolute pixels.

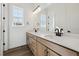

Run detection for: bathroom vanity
[[26, 31, 79, 56]]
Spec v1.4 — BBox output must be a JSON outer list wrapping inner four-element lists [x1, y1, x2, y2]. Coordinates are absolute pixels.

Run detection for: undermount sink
[[44, 34, 65, 39], [41, 32, 79, 40], [44, 34, 54, 38]]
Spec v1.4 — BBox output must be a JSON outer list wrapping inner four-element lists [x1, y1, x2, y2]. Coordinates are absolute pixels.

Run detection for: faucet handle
[[67, 30, 71, 33]]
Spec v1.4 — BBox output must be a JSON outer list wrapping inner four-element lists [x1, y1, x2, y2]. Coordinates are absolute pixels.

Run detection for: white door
[[0, 3, 3, 56], [9, 4, 26, 49]]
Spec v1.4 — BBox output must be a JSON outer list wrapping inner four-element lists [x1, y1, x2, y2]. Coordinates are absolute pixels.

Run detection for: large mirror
[[39, 3, 79, 34]]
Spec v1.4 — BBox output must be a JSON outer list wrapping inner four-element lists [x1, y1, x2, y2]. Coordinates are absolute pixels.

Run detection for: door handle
[[3, 43, 5, 45]]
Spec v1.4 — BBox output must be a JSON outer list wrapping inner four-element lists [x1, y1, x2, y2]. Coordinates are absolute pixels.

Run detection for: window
[[12, 6, 24, 27], [40, 14, 46, 32]]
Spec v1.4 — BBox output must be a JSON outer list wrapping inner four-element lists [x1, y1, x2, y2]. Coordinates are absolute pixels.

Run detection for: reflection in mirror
[[39, 14, 46, 32], [47, 3, 79, 34], [47, 15, 54, 32], [39, 3, 79, 34]]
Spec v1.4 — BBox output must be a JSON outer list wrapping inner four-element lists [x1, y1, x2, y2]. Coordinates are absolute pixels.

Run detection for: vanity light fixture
[[33, 5, 41, 15]]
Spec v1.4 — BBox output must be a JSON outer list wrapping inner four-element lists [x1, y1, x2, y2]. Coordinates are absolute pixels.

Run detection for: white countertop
[[27, 31, 79, 52]]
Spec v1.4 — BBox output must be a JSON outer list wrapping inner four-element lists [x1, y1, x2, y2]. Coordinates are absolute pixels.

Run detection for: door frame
[[2, 3, 9, 51], [0, 3, 3, 56]]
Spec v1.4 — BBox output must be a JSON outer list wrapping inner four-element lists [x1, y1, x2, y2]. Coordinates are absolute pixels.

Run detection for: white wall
[[53, 3, 79, 34], [66, 3, 79, 34], [8, 3, 33, 49]]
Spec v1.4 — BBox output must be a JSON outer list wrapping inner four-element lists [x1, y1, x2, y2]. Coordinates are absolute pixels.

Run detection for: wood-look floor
[[3, 45, 34, 56]]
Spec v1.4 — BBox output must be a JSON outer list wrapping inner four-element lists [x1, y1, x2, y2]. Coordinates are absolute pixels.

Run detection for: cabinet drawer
[[37, 37, 77, 56], [27, 33, 36, 39], [47, 49, 59, 56]]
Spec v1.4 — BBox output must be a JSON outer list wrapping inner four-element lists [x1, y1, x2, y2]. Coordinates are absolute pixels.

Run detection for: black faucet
[[55, 28, 63, 36], [60, 28, 63, 35]]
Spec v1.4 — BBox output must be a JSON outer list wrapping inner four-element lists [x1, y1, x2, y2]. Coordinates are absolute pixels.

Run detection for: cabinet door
[[28, 37, 32, 50], [31, 38, 37, 55], [37, 42, 47, 56], [26, 33, 30, 46], [47, 49, 59, 56]]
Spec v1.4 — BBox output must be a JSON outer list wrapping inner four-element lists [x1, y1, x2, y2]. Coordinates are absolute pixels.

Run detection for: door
[[9, 4, 26, 49]]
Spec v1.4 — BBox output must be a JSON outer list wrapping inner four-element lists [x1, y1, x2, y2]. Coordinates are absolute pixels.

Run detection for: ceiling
[[31, 3, 52, 12], [12, 3, 52, 13]]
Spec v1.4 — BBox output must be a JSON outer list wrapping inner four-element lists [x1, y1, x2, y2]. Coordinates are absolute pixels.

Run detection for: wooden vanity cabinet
[[37, 37, 77, 56], [26, 33, 37, 55], [26, 32, 78, 56], [31, 38, 37, 55]]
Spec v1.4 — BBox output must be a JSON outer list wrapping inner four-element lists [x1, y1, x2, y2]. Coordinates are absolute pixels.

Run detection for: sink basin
[[44, 34, 65, 39], [44, 34, 54, 39]]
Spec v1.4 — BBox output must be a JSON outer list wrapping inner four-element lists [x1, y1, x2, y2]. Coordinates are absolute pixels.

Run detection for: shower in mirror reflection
[[47, 15, 55, 32], [55, 26, 64, 36]]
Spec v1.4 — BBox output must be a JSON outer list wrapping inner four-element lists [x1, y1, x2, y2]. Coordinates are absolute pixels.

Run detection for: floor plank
[[3, 45, 34, 56]]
